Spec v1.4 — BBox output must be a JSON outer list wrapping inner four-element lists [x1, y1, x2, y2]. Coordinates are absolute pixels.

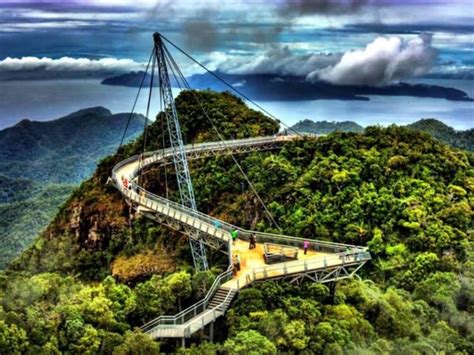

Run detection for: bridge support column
[[329, 281, 337, 303], [209, 322, 214, 342]]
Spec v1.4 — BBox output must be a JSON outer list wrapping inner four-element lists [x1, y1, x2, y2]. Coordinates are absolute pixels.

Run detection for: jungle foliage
[[0, 90, 472, 354], [0, 108, 146, 268]]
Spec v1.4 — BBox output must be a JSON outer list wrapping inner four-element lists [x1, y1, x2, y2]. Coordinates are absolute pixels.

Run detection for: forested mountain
[[0, 107, 147, 183], [1, 91, 472, 354], [408, 118, 474, 151], [290, 119, 364, 134], [0, 108, 146, 268], [292, 118, 474, 152]]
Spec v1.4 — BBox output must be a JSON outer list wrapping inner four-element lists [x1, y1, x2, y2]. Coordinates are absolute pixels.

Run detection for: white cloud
[[0, 56, 143, 79], [232, 79, 246, 87], [0, 35, 439, 85], [205, 34, 437, 86], [208, 46, 340, 76], [0, 21, 96, 32], [314, 34, 436, 85]]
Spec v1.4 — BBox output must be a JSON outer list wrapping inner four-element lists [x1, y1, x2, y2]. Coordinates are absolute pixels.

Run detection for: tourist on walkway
[[249, 234, 257, 249], [213, 220, 222, 229], [231, 230, 239, 245], [303, 240, 309, 255], [232, 254, 241, 274]]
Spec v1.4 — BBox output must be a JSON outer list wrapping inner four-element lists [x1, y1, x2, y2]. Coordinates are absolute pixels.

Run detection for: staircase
[[208, 287, 236, 310], [144, 286, 237, 339]]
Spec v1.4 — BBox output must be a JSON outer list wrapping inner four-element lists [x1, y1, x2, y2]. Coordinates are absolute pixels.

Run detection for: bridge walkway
[[112, 136, 371, 340]]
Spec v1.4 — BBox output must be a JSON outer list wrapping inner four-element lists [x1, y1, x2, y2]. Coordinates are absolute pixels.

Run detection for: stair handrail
[[140, 265, 234, 332], [182, 286, 238, 338]]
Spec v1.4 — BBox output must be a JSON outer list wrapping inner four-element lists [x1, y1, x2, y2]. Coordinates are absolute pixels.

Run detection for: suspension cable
[[160, 33, 301, 136], [117, 49, 154, 152], [163, 43, 282, 231], [143, 47, 156, 154], [159, 76, 169, 200]]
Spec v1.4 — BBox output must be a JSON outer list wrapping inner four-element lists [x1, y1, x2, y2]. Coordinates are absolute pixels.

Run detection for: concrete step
[[208, 301, 232, 308], [207, 288, 237, 311]]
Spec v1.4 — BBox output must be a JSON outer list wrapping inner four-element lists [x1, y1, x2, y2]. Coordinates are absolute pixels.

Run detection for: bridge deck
[[147, 308, 225, 338], [226, 238, 330, 289]]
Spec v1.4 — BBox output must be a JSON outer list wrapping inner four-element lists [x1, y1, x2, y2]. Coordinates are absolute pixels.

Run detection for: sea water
[[0, 78, 472, 130]]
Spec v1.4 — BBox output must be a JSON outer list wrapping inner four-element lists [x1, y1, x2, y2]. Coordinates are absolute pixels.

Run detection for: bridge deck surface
[[225, 239, 330, 288]]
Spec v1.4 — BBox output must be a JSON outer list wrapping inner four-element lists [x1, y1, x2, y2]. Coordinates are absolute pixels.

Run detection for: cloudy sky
[[0, 0, 473, 85]]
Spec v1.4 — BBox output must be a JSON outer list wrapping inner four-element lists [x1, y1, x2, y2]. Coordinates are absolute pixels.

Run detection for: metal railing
[[182, 286, 237, 338], [243, 251, 372, 287], [112, 136, 367, 254], [141, 265, 234, 333]]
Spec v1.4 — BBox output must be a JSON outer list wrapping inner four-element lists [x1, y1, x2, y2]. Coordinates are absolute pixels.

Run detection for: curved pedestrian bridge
[[111, 135, 371, 340]]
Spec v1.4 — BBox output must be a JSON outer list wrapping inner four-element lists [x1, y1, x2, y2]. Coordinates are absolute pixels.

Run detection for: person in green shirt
[[231, 230, 239, 245]]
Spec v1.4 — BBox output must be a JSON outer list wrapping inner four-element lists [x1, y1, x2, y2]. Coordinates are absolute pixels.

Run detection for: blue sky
[[0, 0, 473, 83]]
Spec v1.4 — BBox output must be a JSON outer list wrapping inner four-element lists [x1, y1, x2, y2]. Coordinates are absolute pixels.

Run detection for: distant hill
[[291, 118, 473, 152], [290, 119, 364, 134], [101, 70, 176, 88], [0, 107, 147, 268], [407, 118, 474, 151], [0, 107, 147, 183], [102, 71, 474, 102], [101, 71, 153, 87]]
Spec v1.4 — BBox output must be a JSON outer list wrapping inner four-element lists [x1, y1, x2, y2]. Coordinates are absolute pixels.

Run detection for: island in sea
[[101, 71, 474, 102]]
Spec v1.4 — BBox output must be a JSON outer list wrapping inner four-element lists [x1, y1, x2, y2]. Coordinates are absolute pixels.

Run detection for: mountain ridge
[[407, 118, 474, 151], [0, 107, 147, 268], [0, 106, 147, 182], [291, 118, 474, 151]]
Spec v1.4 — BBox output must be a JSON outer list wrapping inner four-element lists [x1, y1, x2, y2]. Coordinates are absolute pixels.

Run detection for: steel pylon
[[153, 32, 208, 270]]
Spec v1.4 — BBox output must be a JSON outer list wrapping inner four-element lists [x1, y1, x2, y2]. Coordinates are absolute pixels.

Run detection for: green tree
[[0, 320, 29, 354], [113, 331, 159, 355], [191, 271, 215, 299], [224, 330, 276, 355]]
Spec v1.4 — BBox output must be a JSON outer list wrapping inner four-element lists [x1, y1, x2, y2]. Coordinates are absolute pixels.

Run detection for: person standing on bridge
[[231, 230, 239, 245], [303, 240, 310, 255], [232, 254, 241, 274], [249, 234, 257, 249]]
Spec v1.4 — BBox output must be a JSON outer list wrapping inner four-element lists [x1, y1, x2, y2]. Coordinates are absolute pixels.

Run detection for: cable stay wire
[[142, 47, 156, 155], [160, 33, 301, 137], [117, 48, 155, 153], [158, 70, 170, 200], [162, 41, 282, 231]]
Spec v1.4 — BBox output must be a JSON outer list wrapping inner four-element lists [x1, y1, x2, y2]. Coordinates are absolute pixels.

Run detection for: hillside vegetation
[[1, 90, 473, 354], [0, 107, 146, 183], [0, 108, 146, 268], [408, 118, 474, 152], [290, 119, 364, 134], [291, 117, 474, 152]]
